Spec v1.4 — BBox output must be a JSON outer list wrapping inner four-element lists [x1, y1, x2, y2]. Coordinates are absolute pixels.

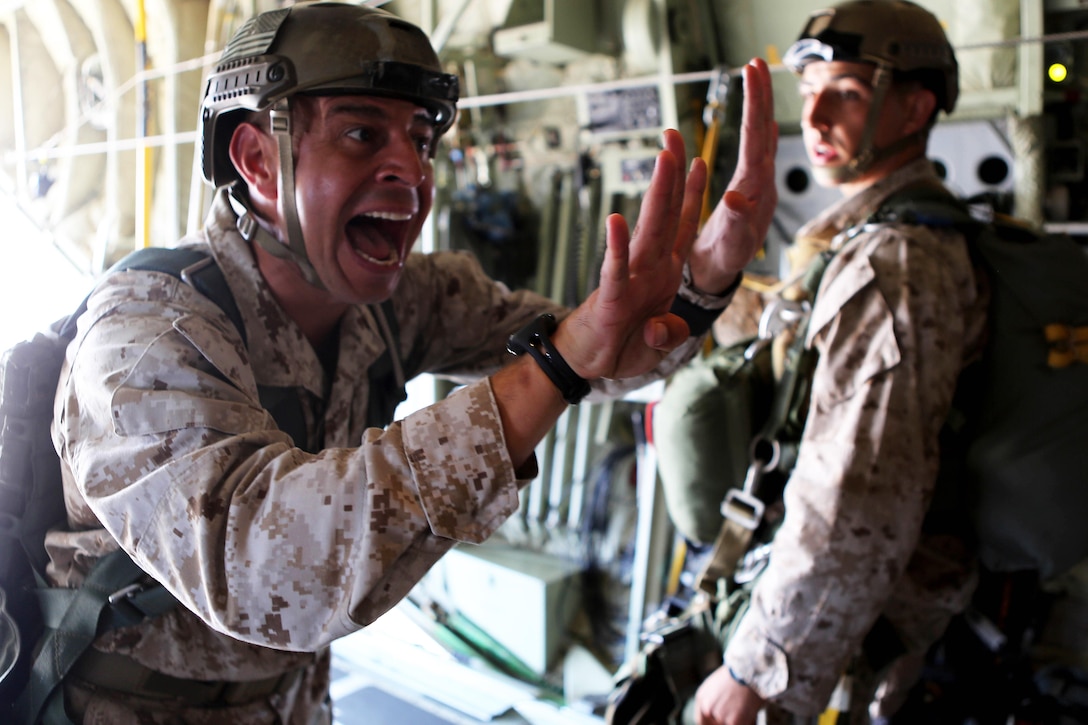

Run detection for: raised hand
[[555, 129, 707, 382], [690, 57, 779, 294], [491, 129, 707, 468]]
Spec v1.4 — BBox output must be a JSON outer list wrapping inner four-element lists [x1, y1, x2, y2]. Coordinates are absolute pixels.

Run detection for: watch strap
[[507, 314, 591, 405], [671, 271, 743, 336], [669, 295, 722, 337]]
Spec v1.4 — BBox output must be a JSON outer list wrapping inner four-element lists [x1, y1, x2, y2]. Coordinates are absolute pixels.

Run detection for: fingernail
[[651, 321, 667, 347]]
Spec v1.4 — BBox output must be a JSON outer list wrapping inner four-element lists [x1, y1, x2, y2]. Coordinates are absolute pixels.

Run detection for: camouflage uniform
[[724, 158, 990, 719], [48, 190, 722, 723]]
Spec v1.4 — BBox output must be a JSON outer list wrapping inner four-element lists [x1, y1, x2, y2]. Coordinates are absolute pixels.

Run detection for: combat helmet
[[783, 0, 958, 182], [199, 2, 460, 287]]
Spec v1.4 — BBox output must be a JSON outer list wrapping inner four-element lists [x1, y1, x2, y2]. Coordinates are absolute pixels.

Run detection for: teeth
[[363, 210, 412, 221], [353, 247, 399, 267]]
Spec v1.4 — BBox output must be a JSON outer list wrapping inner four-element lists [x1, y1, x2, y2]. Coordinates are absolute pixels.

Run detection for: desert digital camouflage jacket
[[46, 189, 721, 723], [724, 158, 990, 716]]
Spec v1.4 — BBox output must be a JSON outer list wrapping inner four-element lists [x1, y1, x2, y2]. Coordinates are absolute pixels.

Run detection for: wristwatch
[[507, 314, 591, 405]]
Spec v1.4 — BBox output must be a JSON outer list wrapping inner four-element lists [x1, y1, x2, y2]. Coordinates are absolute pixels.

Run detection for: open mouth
[[809, 141, 838, 164], [346, 211, 413, 267]]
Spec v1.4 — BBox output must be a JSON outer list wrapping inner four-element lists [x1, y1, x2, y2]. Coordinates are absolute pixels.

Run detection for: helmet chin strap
[[232, 97, 327, 290]]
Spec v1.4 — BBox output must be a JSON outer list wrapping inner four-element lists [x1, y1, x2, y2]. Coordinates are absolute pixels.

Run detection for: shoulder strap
[[61, 247, 246, 344], [866, 182, 982, 233], [366, 299, 406, 430]]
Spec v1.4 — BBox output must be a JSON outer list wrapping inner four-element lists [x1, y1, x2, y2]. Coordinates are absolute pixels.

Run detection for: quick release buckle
[[106, 581, 155, 626], [720, 489, 764, 531], [721, 438, 780, 530]]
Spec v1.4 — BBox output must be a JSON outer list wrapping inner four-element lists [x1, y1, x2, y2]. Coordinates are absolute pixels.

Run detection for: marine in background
[[693, 2, 988, 723]]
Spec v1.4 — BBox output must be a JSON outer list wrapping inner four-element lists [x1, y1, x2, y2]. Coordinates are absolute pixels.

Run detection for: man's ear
[[229, 122, 277, 201], [903, 88, 938, 136]]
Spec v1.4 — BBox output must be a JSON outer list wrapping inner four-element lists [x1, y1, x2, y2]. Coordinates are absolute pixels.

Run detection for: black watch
[[507, 314, 591, 405]]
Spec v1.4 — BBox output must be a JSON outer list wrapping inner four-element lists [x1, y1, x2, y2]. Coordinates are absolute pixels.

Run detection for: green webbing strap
[[694, 250, 835, 596], [365, 299, 406, 430], [36, 577, 178, 633], [758, 251, 831, 443], [15, 549, 144, 724], [56, 248, 245, 345]]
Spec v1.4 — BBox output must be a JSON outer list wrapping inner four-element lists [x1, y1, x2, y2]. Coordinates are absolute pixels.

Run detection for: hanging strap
[[698, 66, 733, 227]]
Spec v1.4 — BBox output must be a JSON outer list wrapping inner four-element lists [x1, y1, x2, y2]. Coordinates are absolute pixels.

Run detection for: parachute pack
[[877, 189, 1088, 579], [0, 248, 246, 721], [607, 187, 1088, 724]]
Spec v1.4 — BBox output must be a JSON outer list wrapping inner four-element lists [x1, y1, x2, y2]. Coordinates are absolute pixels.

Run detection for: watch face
[[508, 314, 554, 354]]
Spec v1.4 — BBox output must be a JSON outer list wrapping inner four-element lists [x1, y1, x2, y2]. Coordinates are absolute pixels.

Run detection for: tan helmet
[[783, 0, 958, 113], [200, 1, 459, 188]]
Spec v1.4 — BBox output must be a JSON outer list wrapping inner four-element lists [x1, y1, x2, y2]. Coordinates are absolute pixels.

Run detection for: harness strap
[[693, 250, 835, 596], [15, 549, 143, 724], [367, 299, 407, 430], [694, 516, 756, 596], [36, 576, 178, 634]]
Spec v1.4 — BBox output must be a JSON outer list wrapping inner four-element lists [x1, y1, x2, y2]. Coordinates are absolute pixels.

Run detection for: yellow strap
[[698, 68, 729, 228], [699, 116, 721, 227], [817, 674, 852, 724], [665, 536, 688, 598]]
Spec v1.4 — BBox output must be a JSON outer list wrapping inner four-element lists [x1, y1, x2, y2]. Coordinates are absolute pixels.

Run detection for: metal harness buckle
[[721, 489, 764, 531], [721, 438, 781, 530], [744, 297, 810, 360]]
